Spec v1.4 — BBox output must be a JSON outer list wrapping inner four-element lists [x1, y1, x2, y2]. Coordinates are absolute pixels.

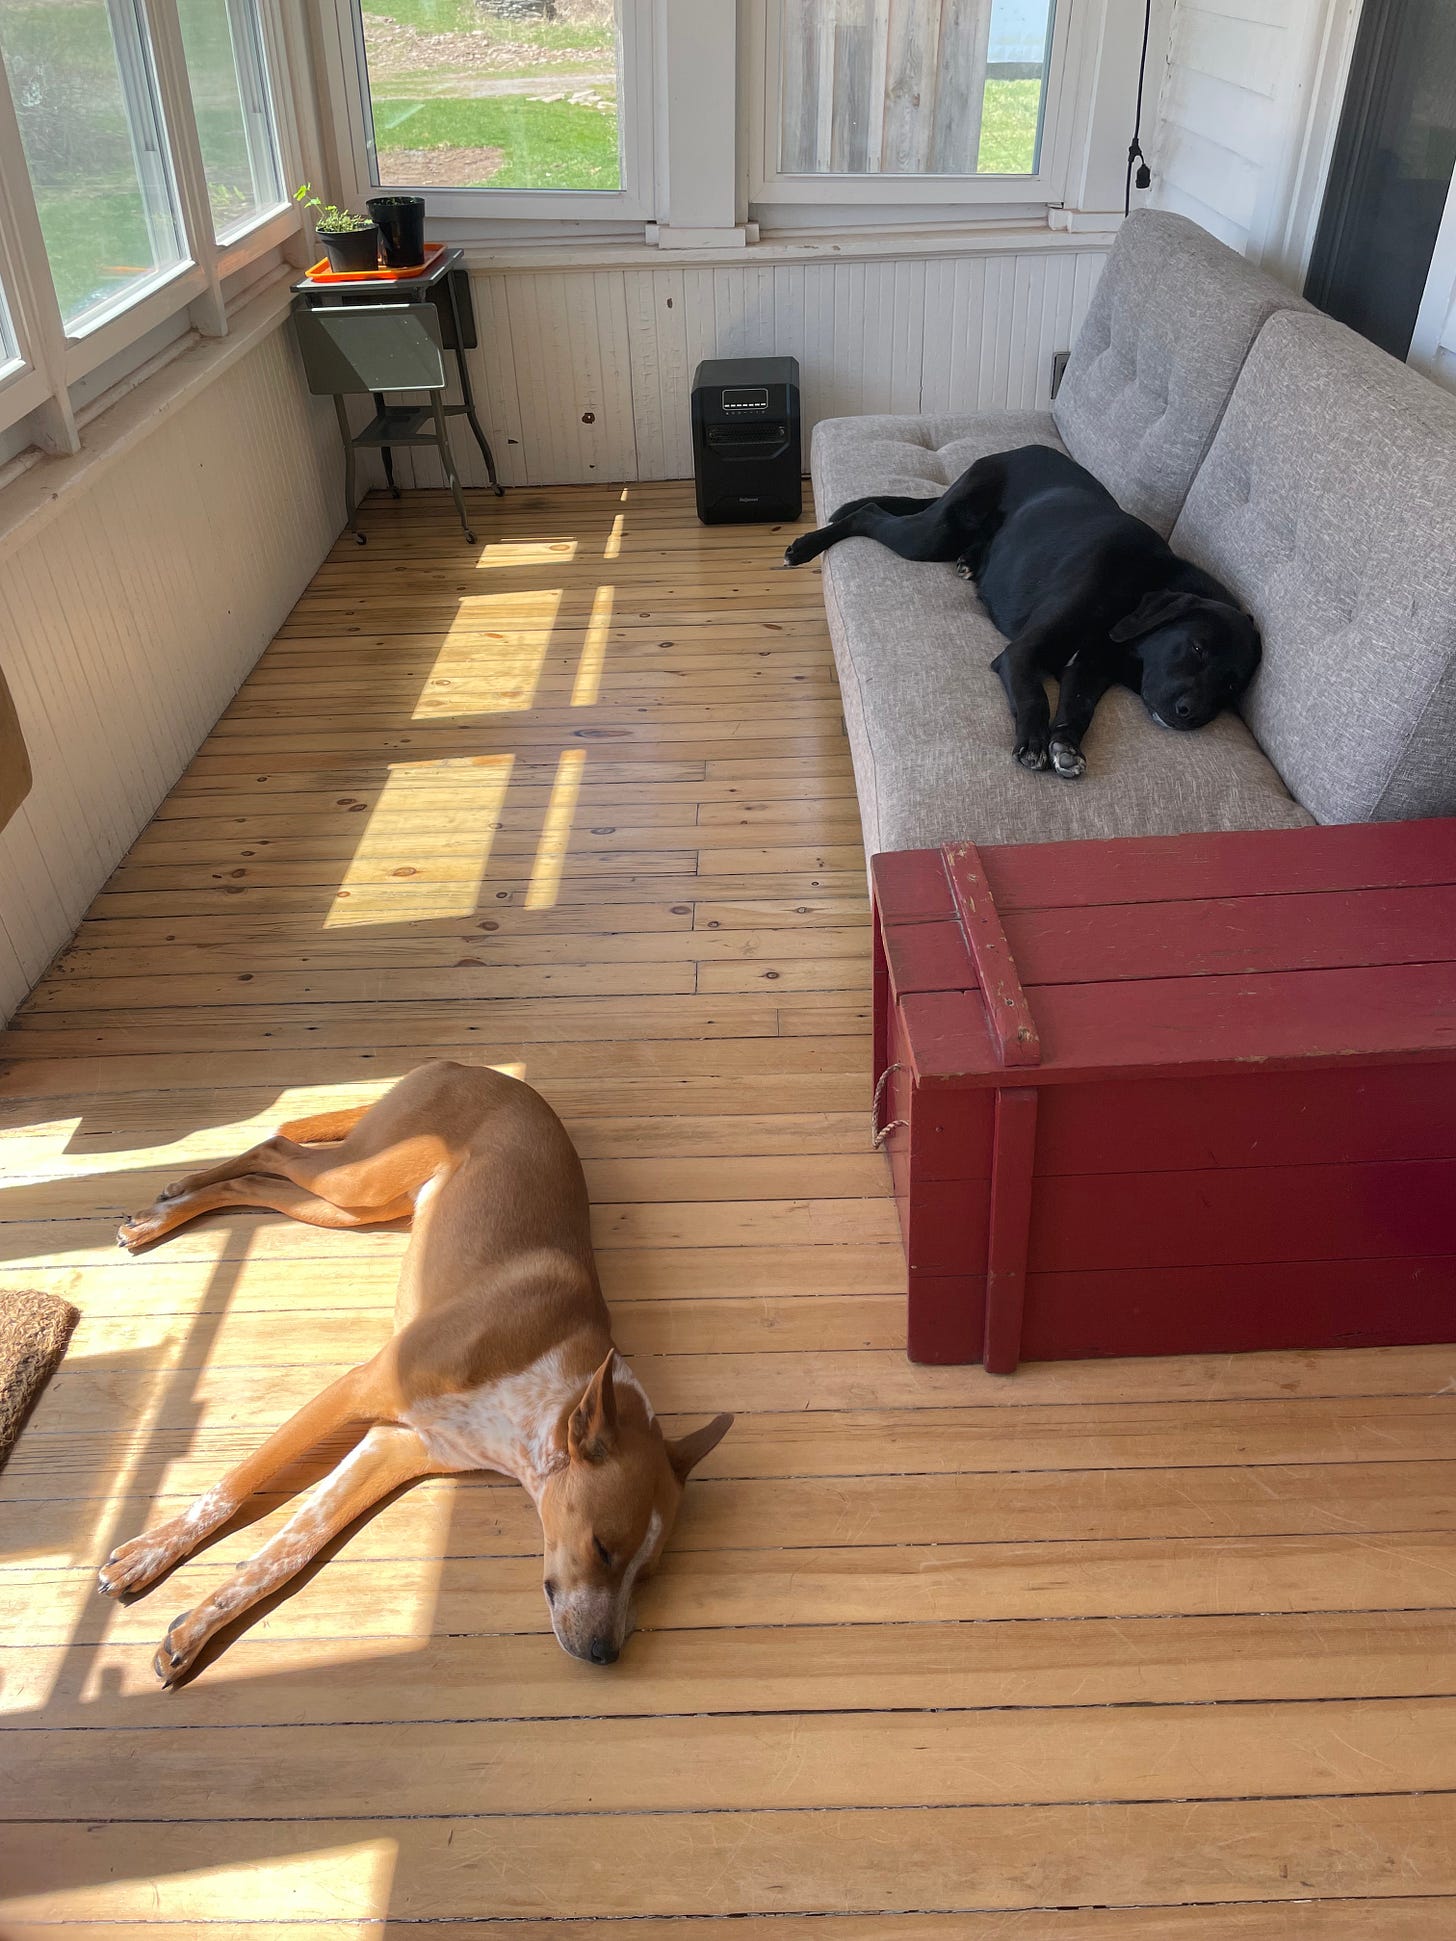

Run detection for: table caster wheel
[[353, 531, 367, 546], [492, 484, 505, 497], [464, 531, 477, 545]]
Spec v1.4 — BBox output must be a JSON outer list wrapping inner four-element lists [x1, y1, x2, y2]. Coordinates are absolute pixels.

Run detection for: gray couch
[[811, 210, 1456, 857]]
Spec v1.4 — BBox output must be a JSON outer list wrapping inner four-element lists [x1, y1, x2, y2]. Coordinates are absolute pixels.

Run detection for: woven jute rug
[[0, 1288, 79, 1470]]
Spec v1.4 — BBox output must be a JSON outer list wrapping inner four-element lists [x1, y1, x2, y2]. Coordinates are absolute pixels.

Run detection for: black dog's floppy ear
[[1109, 589, 1199, 642]]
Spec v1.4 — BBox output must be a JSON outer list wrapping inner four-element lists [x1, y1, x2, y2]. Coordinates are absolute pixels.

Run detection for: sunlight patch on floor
[[571, 585, 614, 706], [411, 590, 562, 717], [525, 750, 586, 909], [323, 757, 515, 926], [12, 1084, 410, 1179], [0, 1833, 400, 1925], [475, 540, 578, 569], [0, 1112, 81, 1172]]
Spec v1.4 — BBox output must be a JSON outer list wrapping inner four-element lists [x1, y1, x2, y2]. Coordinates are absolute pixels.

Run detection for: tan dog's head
[[537, 1351, 731, 1664]]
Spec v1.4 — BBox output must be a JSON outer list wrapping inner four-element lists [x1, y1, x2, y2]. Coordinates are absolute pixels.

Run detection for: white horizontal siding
[[0, 323, 339, 1021], [1150, 0, 1325, 261], [385, 244, 1108, 491]]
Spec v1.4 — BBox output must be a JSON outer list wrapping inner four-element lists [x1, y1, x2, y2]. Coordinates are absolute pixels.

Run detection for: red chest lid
[[874, 821, 1456, 1088]]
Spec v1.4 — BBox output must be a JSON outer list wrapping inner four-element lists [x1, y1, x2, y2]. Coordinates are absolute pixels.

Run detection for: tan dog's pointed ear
[[665, 1411, 733, 1484], [568, 1352, 620, 1464]]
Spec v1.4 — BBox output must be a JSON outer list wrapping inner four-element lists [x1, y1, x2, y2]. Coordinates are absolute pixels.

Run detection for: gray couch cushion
[[811, 412, 1314, 855], [1173, 311, 1456, 826], [1053, 209, 1306, 537], [809, 410, 1063, 521]]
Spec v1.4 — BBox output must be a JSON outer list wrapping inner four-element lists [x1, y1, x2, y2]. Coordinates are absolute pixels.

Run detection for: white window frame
[[0, 0, 304, 451], [321, 0, 656, 225], [744, 0, 1082, 214]]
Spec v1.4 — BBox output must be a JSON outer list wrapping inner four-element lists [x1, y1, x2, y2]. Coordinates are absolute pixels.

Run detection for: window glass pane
[[779, 0, 1054, 177], [355, 0, 621, 191], [0, 0, 185, 328], [178, 0, 286, 240], [0, 280, 18, 370]]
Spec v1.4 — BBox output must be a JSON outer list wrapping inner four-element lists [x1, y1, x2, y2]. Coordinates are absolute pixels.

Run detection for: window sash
[[179, 0, 289, 243], [0, 0, 190, 332], [746, 0, 1079, 208], [325, 0, 656, 224]]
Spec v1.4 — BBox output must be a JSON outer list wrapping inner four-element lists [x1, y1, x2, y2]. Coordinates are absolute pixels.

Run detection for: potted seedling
[[295, 184, 378, 273]]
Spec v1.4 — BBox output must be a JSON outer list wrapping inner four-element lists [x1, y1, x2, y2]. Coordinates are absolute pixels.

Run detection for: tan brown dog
[[98, 1061, 733, 1684]]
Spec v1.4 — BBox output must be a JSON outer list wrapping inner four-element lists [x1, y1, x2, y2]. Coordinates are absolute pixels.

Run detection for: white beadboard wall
[[1149, 0, 1328, 265], [0, 321, 339, 1022], [391, 243, 1110, 490]]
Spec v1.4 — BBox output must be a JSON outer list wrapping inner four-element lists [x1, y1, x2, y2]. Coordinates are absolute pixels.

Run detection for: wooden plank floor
[[2, 480, 1455, 1938]]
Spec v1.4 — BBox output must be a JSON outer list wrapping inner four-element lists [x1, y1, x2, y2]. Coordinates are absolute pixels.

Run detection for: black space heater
[[691, 356, 802, 524]]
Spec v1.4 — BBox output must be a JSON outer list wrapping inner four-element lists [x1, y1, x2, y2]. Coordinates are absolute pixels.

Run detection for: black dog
[[783, 445, 1261, 778]]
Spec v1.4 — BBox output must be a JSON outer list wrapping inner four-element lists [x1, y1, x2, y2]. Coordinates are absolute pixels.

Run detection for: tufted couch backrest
[[1173, 310, 1456, 826], [1053, 210, 1306, 538]]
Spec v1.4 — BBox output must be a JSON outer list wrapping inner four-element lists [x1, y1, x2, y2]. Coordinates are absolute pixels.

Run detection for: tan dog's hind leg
[[124, 1097, 442, 1250], [118, 1171, 414, 1251], [275, 1104, 372, 1144], [153, 1424, 441, 1685], [99, 1362, 392, 1599], [149, 1101, 379, 1204]]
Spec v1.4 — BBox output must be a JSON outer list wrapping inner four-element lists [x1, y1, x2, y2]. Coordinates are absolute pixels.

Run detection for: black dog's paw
[[1014, 733, 1050, 772], [954, 556, 976, 582], [1049, 737, 1087, 779], [782, 535, 818, 568]]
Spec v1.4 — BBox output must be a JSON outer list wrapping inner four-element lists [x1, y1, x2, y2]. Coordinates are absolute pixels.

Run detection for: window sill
[[459, 218, 1120, 275], [0, 267, 300, 566]]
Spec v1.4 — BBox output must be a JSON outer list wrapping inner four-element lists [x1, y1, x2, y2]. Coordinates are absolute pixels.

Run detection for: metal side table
[[292, 245, 504, 504]]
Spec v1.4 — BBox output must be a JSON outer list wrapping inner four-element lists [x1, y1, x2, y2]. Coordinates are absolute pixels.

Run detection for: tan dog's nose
[[588, 1636, 619, 1666]]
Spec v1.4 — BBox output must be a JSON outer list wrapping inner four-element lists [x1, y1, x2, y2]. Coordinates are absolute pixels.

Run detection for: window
[[778, 0, 1056, 178], [749, 0, 1076, 211], [351, 0, 623, 193], [327, 0, 653, 219], [177, 0, 287, 241], [0, 0, 186, 330]]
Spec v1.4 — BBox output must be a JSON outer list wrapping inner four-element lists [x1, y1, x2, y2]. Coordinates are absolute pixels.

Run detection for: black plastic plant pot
[[367, 196, 426, 269], [320, 223, 379, 273]]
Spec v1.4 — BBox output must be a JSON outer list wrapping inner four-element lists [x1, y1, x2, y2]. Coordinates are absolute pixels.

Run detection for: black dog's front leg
[[991, 633, 1056, 771], [1046, 652, 1115, 780], [783, 495, 946, 568]]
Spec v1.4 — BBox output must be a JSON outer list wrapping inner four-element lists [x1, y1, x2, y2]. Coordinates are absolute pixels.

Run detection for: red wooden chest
[[871, 821, 1456, 1370]]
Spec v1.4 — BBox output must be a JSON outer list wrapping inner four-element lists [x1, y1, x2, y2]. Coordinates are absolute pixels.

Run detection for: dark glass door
[[1305, 0, 1456, 359]]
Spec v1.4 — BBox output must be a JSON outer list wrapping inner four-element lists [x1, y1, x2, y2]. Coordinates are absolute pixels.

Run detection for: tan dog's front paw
[[117, 1203, 171, 1251], [99, 1520, 190, 1597]]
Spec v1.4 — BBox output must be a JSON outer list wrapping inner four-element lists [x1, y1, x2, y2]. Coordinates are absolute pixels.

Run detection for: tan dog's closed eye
[[98, 1061, 732, 1683]]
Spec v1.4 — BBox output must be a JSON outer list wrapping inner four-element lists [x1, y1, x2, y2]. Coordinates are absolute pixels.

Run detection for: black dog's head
[[1109, 590, 1262, 731]]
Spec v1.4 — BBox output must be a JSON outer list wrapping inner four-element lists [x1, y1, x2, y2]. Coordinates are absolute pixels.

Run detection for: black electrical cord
[[1125, 0, 1154, 216]]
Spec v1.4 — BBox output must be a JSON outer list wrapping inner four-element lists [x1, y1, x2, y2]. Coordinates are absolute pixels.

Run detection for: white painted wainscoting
[[0, 317, 339, 1022], [389, 239, 1111, 491]]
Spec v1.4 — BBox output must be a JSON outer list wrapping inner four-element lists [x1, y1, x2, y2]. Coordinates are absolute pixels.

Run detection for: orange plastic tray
[[303, 240, 447, 284]]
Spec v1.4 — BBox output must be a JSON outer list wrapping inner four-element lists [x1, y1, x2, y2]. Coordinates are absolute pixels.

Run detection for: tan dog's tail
[[276, 1104, 370, 1145]]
